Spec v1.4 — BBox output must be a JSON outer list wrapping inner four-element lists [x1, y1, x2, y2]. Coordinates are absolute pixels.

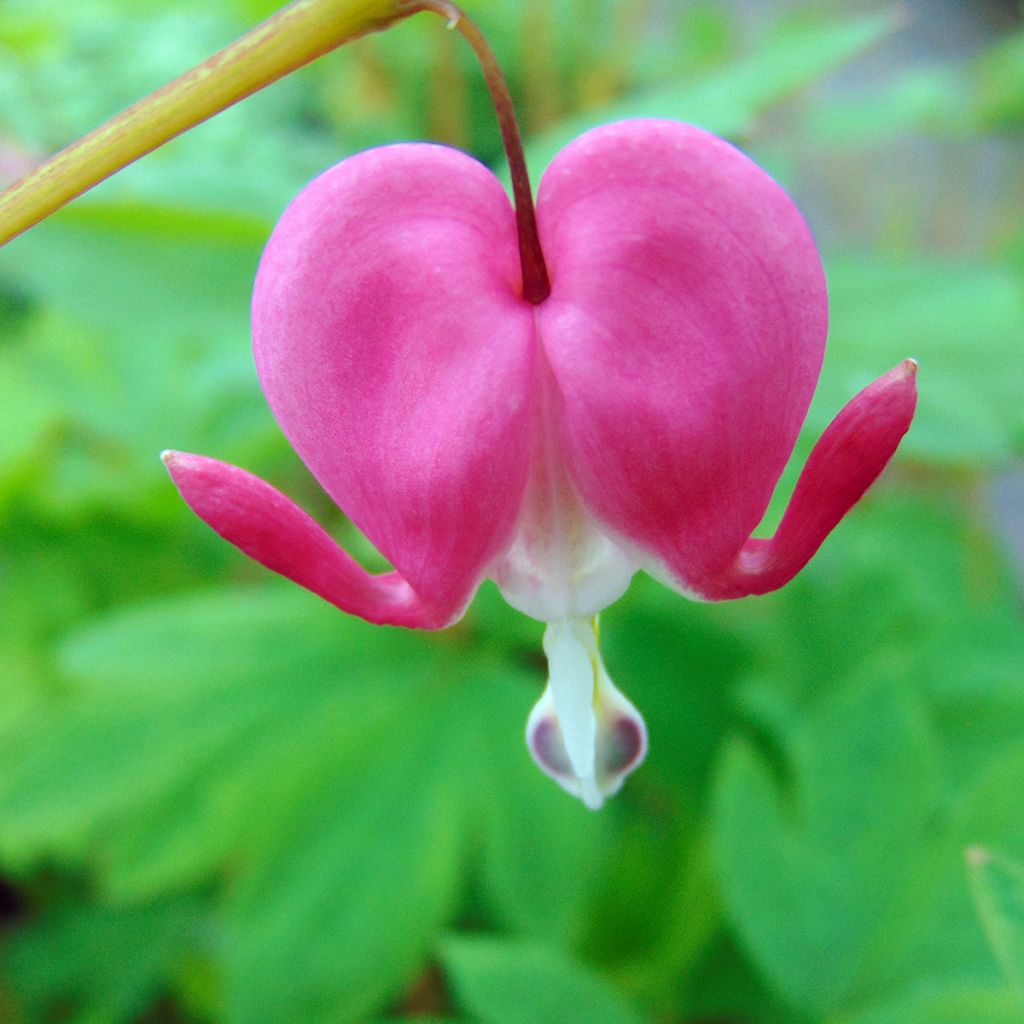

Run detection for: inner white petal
[[527, 617, 648, 810], [543, 620, 598, 787], [489, 347, 636, 622], [495, 345, 646, 808], [495, 513, 635, 622]]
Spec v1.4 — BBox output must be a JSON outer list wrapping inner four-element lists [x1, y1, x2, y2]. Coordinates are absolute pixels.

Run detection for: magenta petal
[[694, 360, 918, 600], [253, 144, 536, 617], [535, 120, 829, 590], [163, 452, 455, 628]]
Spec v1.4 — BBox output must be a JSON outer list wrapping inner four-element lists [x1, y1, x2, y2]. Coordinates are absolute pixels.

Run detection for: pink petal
[[694, 360, 918, 599], [252, 144, 536, 618], [535, 119, 829, 591], [162, 451, 455, 628]]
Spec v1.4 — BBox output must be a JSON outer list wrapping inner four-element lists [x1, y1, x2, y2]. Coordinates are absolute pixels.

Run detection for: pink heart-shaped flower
[[164, 119, 916, 806]]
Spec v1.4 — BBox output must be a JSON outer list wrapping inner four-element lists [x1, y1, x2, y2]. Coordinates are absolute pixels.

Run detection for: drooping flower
[[163, 119, 916, 808]]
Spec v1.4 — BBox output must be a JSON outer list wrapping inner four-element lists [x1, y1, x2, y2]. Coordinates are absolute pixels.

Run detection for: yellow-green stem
[[0, 0, 406, 246], [0, 0, 551, 304]]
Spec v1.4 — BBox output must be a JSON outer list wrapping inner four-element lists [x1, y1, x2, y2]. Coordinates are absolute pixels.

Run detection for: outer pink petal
[[253, 144, 536, 618], [163, 452, 453, 628], [694, 360, 918, 600], [535, 119, 829, 590]]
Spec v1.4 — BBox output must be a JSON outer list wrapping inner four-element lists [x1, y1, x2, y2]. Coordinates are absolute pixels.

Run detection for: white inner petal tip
[[544, 620, 598, 782], [527, 618, 648, 809], [579, 776, 605, 811]]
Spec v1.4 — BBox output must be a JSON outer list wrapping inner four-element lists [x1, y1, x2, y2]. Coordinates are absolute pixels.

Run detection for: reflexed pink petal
[[253, 144, 536, 616], [694, 360, 919, 599], [162, 451, 457, 628], [536, 119, 829, 590]]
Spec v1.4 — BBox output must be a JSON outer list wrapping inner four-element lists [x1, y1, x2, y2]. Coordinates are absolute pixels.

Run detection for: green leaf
[[2, 199, 263, 338], [834, 986, 1024, 1024], [41, 587, 460, 908], [58, 584, 406, 696], [869, 742, 1024, 1000], [4, 893, 200, 1024], [470, 663, 608, 945], [972, 31, 1024, 130], [0, 666, 299, 866], [742, 490, 1024, 716], [968, 847, 1024, 1002], [521, 10, 898, 176], [0, 286, 269, 518], [0, 339, 63, 494], [713, 677, 938, 1014], [224, 690, 467, 1024], [586, 823, 721, 1014], [805, 29, 1024, 142], [807, 65, 970, 145], [369, 1020, 466, 1024], [441, 934, 650, 1024], [819, 256, 1024, 465], [3, 583, 614, 1022]]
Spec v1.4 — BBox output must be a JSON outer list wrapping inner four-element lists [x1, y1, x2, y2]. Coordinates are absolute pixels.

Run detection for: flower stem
[[0, 0, 411, 247], [0, 0, 552, 304], [401, 1, 551, 303]]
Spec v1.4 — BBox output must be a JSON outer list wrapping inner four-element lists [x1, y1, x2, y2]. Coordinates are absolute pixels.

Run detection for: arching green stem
[[0, 0, 553, 304], [0, 0, 411, 246]]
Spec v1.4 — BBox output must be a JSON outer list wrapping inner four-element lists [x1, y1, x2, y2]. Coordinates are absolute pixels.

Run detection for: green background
[[1, 0, 1023, 1021]]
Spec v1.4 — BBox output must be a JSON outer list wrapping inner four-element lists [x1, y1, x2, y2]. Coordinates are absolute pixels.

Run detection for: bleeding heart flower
[[163, 119, 916, 809]]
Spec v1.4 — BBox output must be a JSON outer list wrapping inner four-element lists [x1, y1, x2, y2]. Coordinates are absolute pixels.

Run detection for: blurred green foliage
[[1, 0, 1023, 1022]]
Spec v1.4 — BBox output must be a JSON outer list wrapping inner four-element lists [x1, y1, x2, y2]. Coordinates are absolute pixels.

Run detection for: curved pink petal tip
[[693, 359, 918, 600], [162, 451, 463, 629]]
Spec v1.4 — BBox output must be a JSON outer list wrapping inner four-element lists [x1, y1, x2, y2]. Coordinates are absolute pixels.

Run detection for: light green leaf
[[713, 678, 938, 1014], [59, 584, 408, 696], [1, 199, 263, 338], [0, 341, 63, 492], [224, 688, 468, 1024], [818, 256, 1024, 465], [868, 742, 1024, 999], [441, 934, 650, 1024], [834, 986, 1024, 1024], [968, 847, 1024, 1003], [369, 1020, 466, 1024], [470, 662, 608, 945], [5, 583, 602, 1022], [521, 10, 898, 176], [44, 587, 456, 906], [972, 31, 1024, 130], [807, 65, 970, 145], [0, 668, 295, 866], [807, 29, 1024, 142]]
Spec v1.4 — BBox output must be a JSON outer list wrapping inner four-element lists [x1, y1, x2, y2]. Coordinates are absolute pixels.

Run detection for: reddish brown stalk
[[401, 0, 551, 303]]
